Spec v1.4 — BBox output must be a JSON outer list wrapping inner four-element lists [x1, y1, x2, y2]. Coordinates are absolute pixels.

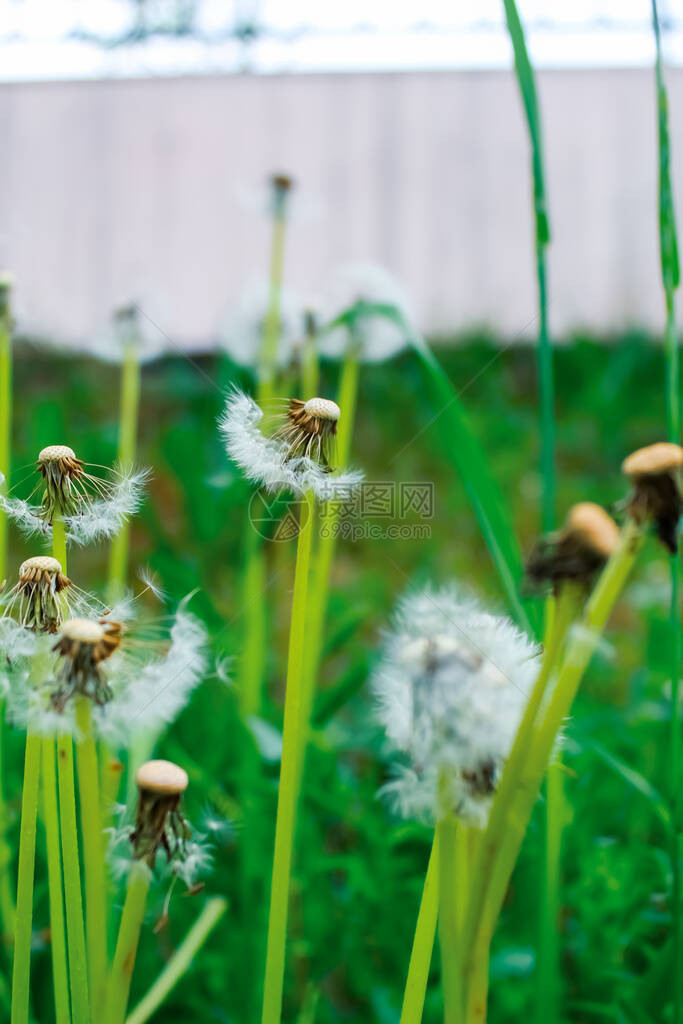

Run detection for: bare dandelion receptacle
[[37, 444, 85, 521], [52, 616, 123, 710], [131, 759, 190, 866], [3, 555, 72, 633]]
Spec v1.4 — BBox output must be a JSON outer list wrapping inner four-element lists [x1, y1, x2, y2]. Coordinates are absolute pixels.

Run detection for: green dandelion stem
[[300, 315, 319, 400], [41, 737, 71, 1024], [298, 345, 360, 778], [108, 339, 141, 597], [10, 733, 41, 1024], [258, 190, 289, 409], [52, 518, 68, 577], [437, 811, 463, 1024], [106, 862, 150, 1024], [399, 833, 440, 1024], [261, 490, 315, 1024], [125, 897, 227, 1024], [76, 698, 108, 1020], [57, 733, 90, 1024]]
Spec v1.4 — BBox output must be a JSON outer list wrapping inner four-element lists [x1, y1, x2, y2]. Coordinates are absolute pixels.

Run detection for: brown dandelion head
[[622, 442, 683, 553], [37, 444, 85, 521], [131, 759, 190, 866], [51, 617, 123, 710], [275, 396, 341, 469], [525, 501, 620, 592], [11, 555, 72, 633]]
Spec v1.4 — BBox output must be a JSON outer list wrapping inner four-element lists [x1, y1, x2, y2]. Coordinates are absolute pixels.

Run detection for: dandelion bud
[[622, 442, 683, 553], [51, 617, 123, 710], [37, 445, 85, 521], [525, 502, 620, 591], [14, 556, 71, 633], [131, 760, 190, 867]]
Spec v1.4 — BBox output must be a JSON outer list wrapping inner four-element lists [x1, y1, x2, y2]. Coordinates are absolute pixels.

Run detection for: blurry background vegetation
[[3, 333, 677, 1022]]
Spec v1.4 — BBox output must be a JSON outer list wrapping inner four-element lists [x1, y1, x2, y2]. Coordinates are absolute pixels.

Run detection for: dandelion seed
[[320, 263, 413, 363], [373, 584, 540, 828], [97, 600, 207, 744], [622, 442, 683, 552], [219, 388, 363, 499], [525, 502, 620, 591]]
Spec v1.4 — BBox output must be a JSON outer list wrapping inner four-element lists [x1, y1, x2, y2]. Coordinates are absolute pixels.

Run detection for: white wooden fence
[[0, 68, 678, 349]]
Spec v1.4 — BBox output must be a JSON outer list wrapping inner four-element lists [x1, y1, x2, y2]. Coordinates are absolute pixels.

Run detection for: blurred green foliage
[[2, 332, 681, 1022]]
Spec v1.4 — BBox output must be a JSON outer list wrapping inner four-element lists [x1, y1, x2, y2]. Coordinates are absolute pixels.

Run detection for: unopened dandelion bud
[[14, 555, 71, 633], [525, 502, 620, 591], [37, 444, 85, 522], [51, 616, 123, 710], [622, 442, 683, 552], [131, 760, 190, 867]]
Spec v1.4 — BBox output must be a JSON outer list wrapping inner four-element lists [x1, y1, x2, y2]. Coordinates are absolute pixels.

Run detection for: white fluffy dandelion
[[219, 282, 306, 370], [373, 585, 541, 828], [219, 388, 363, 499], [320, 263, 414, 363], [0, 462, 148, 546]]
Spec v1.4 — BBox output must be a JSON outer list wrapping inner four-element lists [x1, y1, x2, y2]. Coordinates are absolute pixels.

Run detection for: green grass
[[1, 333, 681, 1022]]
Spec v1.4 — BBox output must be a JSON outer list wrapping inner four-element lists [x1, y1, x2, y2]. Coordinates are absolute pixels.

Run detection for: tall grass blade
[[652, 5, 681, 1021]]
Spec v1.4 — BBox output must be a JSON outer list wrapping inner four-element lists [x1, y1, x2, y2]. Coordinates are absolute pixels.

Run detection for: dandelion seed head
[[51, 617, 123, 711], [2, 556, 73, 633], [219, 388, 363, 499], [373, 584, 540, 827], [219, 283, 305, 369], [320, 263, 413, 363]]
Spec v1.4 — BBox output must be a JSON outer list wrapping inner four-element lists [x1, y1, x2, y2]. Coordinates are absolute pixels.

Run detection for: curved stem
[[106, 863, 150, 1024], [466, 521, 642, 992], [125, 897, 227, 1024], [76, 698, 107, 1020], [261, 492, 315, 1024], [41, 738, 71, 1024], [399, 834, 440, 1024], [462, 589, 578, 967], [10, 734, 41, 1024]]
